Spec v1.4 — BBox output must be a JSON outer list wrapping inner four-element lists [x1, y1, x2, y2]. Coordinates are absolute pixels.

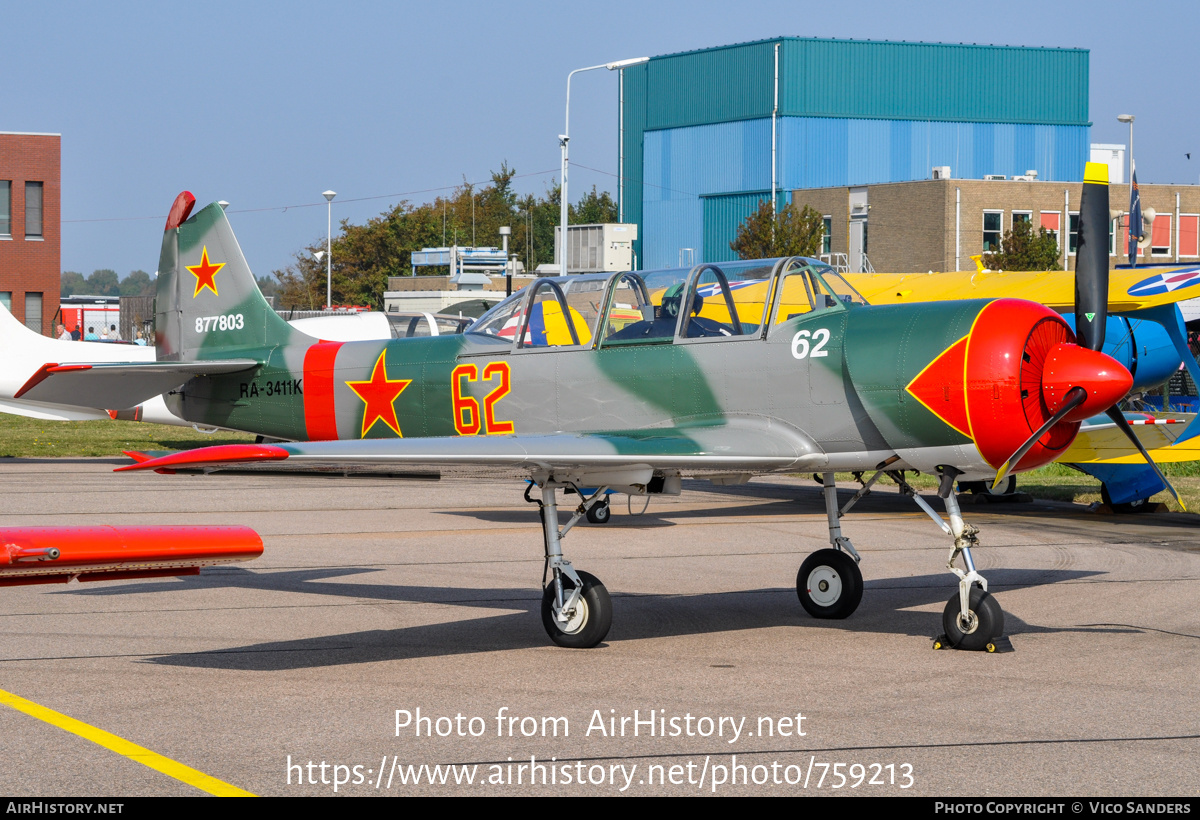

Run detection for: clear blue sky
[[6, 0, 1197, 278]]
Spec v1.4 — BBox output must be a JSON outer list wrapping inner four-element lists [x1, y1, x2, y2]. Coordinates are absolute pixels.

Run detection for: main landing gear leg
[[936, 470, 1004, 651], [796, 472, 864, 619], [534, 484, 612, 648]]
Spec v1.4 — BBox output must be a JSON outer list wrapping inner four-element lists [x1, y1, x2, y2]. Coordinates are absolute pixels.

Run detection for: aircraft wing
[[0, 398, 114, 422], [847, 265, 1200, 313], [1058, 413, 1200, 464], [117, 424, 826, 484], [1056, 413, 1195, 465], [14, 359, 259, 410]]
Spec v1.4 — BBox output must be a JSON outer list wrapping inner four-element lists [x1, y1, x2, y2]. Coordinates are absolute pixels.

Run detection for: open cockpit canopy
[[466, 257, 867, 350]]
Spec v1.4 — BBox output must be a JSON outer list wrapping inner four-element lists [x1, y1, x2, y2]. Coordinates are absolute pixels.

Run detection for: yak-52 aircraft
[[20, 163, 1177, 651]]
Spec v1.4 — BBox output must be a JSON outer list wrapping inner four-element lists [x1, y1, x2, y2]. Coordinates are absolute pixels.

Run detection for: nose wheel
[[940, 586, 1004, 651], [796, 548, 863, 619], [533, 483, 613, 648]]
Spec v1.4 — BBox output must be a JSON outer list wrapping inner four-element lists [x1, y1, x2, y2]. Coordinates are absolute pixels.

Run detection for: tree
[[517, 185, 562, 274], [61, 271, 86, 297], [86, 269, 120, 296], [982, 220, 1062, 271], [255, 275, 278, 299], [271, 166, 619, 307], [730, 200, 825, 260], [119, 270, 155, 297], [570, 186, 618, 225], [272, 198, 445, 309]]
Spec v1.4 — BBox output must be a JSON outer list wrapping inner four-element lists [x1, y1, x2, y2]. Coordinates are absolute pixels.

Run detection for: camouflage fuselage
[[157, 202, 1080, 480], [170, 299, 997, 477]]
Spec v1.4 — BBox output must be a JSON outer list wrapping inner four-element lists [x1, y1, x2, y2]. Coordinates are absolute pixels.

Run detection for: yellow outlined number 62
[[451, 361, 514, 435]]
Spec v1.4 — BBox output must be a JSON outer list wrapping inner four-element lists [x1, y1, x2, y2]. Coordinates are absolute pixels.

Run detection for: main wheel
[[541, 570, 612, 648], [796, 549, 863, 619], [585, 499, 611, 524], [941, 586, 1005, 651]]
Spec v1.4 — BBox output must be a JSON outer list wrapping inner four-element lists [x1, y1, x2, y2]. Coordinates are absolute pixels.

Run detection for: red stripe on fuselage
[[303, 341, 343, 440]]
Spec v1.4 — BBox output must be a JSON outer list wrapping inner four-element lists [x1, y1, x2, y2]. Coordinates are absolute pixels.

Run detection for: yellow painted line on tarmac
[[0, 687, 255, 796]]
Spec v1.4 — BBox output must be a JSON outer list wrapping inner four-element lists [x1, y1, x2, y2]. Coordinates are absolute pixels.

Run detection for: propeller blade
[[1075, 162, 1110, 352], [1104, 406, 1186, 511], [992, 386, 1086, 490]]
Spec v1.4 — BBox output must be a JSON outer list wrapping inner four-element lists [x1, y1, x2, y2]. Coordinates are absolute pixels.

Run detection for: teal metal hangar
[[618, 38, 1090, 268]]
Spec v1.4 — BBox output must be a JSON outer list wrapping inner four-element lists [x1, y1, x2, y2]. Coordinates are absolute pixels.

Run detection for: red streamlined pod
[[0, 525, 263, 586]]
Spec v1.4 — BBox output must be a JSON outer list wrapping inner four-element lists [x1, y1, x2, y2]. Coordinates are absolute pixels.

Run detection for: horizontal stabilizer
[[15, 359, 259, 410]]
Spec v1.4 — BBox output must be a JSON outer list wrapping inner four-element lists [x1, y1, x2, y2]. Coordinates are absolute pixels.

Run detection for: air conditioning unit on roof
[[983, 174, 1007, 181], [931, 166, 951, 180]]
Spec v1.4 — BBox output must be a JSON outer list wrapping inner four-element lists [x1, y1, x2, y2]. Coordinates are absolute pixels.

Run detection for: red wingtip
[[15, 363, 60, 399], [122, 451, 153, 463], [114, 443, 291, 472], [165, 191, 197, 231], [15, 363, 93, 399]]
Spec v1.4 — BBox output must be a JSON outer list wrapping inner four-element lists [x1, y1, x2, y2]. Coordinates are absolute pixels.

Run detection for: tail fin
[[156, 193, 311, 361]]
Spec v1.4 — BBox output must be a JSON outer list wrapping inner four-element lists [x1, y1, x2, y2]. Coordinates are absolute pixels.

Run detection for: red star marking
[[345, 351, 410, 438], [186, 246, 226, 298]]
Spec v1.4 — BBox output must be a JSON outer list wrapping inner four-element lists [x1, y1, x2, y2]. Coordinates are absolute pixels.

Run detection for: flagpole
[[1119, 114, 1136, 266], [1129, 160, 1139, 267]]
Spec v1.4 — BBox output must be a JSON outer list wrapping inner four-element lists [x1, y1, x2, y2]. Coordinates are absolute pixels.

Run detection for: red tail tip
[[165, 192, 197, 231]]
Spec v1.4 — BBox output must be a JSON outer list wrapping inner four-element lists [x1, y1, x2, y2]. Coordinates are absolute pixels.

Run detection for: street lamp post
[[1117, 114, 1134, 186], [560, 56, 649, 274], [322, 190, 337, 308]]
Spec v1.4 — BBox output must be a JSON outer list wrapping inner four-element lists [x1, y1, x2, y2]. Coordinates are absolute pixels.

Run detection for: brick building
[[0, 132, 60, 334], [792, 176, 1200, 273]]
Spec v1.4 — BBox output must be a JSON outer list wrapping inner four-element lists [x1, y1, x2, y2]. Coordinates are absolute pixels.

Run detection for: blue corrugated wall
[[702, 191, 791, 263], [640, 116, 1089, 269]]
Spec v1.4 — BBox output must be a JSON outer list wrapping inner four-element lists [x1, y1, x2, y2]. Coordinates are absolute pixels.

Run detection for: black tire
[[541, 570, 612, 648], [585, 499, 611, 524], [1101, 484, 1153, 514], [960, 476, 1015, 495], [941, 586, 1005, 651], [796, 549, 863, 619]]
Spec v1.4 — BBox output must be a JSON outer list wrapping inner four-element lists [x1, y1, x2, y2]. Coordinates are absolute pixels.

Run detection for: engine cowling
[[905, 298, 1132, 472]]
